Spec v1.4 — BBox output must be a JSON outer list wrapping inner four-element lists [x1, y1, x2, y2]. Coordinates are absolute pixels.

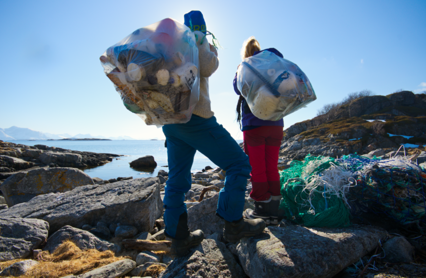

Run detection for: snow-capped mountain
[[0, 127, 136, 140], [1, 126, 54, 140]]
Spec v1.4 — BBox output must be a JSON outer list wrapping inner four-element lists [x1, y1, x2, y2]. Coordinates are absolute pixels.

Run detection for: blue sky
[[1, 0, 425, 140]]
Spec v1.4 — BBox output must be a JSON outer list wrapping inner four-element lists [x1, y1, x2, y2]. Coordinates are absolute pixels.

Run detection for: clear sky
[[1, 0, 425, 140]]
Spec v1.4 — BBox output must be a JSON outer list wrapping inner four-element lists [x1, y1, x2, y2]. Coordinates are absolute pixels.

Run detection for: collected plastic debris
[[236, 50, 316, 121], [100, 18, 200, 126], [279, 153, 426, 228]]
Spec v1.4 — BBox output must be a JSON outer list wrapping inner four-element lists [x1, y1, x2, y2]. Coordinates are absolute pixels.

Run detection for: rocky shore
[[0, 141, 120, 184], [0, 90, 425, 277]]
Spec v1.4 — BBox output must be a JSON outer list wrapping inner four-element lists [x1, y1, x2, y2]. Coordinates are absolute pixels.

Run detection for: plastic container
[[100, 18, 200, 126], [236, 51, 316, 121]]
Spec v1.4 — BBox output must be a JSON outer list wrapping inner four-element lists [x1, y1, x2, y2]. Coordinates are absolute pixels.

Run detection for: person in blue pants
[[162, 10, 266, 256]]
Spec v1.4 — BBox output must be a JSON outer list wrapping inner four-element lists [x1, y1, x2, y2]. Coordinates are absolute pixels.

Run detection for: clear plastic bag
[[236, 51, 316, 121], [100, 18, 200, 126]]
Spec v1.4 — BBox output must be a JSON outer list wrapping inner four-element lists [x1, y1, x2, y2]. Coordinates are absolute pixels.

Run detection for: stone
[[187, 193, 224, 237], [136, 231, 151, 240], [236, 225, 388, 278], [0, 259, 39, 276], [115, 225, 138, 238], [194, 172, 209, 179], [92, 177, 103, 184], [39, 152, 85, 168], [0, 167, 94, 207], [136, 251, 160, 265], [157, 170, 168, 176], [158, 175, 167, 184], [382, 236, 415, 263], [43, 225, 117, 254], [130, 262, 167, 277], [81, 224, 92, 231], [130, 155, 157, 169], [0, 217, 49, 261], [210, 179, 224, 188], [90, 225, 112, 240], [0, 155, 34, 170], [0, 178, 163, 234], [21, 148, 43, 159], [72, 259, 136, 278], [159, 239, 245, 278]]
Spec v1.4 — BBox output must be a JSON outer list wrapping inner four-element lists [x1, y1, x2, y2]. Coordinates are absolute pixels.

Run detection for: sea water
[[9, 140, 225, 180]]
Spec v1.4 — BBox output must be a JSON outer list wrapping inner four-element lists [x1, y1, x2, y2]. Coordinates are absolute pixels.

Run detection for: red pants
[[243, 126, 283, 201]]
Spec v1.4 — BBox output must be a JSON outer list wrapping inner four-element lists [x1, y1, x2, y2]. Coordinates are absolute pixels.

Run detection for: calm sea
[[9, 140, 227, 180]]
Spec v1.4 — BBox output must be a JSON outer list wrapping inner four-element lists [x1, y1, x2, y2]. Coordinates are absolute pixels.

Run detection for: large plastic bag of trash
[[100, 18, 200, 126], [236, 51, 316, 121]]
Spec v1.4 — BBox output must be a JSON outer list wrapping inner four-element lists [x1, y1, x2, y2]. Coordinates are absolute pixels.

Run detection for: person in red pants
[[233, 36, 284, 225]]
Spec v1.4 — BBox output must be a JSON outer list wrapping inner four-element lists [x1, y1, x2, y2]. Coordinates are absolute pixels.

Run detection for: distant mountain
[[1, 126, 53, 140], [0, 129, 14, 140], [0, 126, 137, 140]]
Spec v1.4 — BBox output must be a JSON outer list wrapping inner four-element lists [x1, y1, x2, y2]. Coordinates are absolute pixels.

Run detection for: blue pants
[[162, 115, 251, 238]]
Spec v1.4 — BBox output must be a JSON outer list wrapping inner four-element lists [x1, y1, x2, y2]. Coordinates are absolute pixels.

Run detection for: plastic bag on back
[[100, 18, 200, 126], [236, 51, 316, 121]]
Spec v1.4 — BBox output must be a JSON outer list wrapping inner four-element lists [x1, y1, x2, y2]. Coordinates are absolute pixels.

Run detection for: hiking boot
[[167, 212, 204, 257], [170, 229, 204, 256], [244, 196, 283, 225], [223, 217, 266, 243]]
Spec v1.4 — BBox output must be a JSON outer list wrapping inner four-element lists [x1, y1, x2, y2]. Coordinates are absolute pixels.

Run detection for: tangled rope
[[279, 153, 426, 229]]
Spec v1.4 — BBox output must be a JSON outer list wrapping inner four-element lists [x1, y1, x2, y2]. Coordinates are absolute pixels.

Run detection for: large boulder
[[0, 167, 94, 207], [0, 217, 49, 261], [236, 224, 388, 278], [187, 193, 224, 237], [39, 152, 84, 167], [0, 155, 34, 170], [0, 177, 163, 234], [21, 148, 43, 159], [130, 155, 157, 169], [160, 238, 245, 278]]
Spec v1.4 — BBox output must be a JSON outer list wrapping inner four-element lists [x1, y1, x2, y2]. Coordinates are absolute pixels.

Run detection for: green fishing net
[[279, 155, 351, 228]]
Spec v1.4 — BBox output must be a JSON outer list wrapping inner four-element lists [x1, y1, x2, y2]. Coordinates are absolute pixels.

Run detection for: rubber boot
[[223, 217, 266, 243], [169, 212, 204, 256], [269, 195, 283, 225], [243, 198, 273, 224], [244, 196, 284, 225]]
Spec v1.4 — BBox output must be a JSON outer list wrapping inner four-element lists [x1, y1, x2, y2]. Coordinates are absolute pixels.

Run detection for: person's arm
[[199, 43, 219, 77], [233, 73, 241, 96], [194, 31, 219, 77]]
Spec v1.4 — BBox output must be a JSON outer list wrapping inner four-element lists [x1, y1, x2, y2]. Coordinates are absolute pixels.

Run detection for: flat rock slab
[[0, 178, 163, 234], [1, 167, 94, 207], [160, 238, 246, 278], [0, 217, 49, 261], [237, 224, 388, 278], [0, 155, 34, 170]]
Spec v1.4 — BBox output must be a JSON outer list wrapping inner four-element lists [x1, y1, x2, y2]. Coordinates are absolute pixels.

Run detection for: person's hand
[[209, 43, 218, 57]]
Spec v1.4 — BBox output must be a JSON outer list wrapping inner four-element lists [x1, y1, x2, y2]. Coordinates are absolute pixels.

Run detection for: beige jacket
[[191, 31, 219, 119]]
